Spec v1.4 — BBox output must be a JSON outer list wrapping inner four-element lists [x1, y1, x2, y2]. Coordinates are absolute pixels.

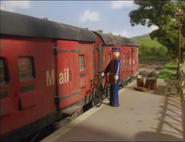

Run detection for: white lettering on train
[[59, 68, 69, 84], [46, 69, 55, 86], [46, 68, 69, 86]]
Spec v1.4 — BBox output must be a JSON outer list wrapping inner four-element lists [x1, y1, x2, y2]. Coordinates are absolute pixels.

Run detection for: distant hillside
[[132, 34, 167, 49]]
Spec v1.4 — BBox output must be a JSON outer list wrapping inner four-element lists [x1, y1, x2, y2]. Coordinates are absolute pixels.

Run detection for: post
[[175, 7, 184, 76], [175, 7, 185, 140], [178, 24, 182, 75], [183, 53, 185, 72]]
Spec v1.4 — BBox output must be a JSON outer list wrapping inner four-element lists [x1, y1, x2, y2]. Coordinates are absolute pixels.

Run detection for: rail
[[138, 59, 169, 79]]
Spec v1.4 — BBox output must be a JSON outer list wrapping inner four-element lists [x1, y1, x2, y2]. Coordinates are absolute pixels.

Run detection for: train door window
[[127, 53, 129, 63], [18, 57, 34, 82], [135, 52, 137, 64], [79, 55, 85, 71], [133, 58, 135, 65], [0, 58, 8, 85], [123, 53, 126, 62], [109, 54, 111, 62]]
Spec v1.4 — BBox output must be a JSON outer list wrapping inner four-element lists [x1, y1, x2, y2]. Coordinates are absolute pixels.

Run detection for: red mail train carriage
[[0, 10, 97, 142], [93, 31, 139, 87], [0, 10, 139, 142]]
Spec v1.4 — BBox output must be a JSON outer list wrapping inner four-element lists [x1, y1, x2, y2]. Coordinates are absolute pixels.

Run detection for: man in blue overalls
[[101, 47, 121, 107]]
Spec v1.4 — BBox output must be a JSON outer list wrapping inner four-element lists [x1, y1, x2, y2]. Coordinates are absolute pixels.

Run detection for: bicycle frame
[[92, 73, 110, 107]]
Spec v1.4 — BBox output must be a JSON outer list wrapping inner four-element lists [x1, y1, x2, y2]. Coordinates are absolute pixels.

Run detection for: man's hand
[[114, 75, 119, 81], [101, 72, 105, 77]]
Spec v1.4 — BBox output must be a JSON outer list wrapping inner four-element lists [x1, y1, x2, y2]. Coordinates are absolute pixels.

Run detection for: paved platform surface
[[41, 79, 184, 141]]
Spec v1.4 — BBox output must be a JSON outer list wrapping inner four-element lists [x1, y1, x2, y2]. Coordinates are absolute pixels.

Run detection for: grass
[[139, 55, 169, 59], [132, 34, 167, 49], [132, 34, 181, 79], [158, 61, 178, 79]]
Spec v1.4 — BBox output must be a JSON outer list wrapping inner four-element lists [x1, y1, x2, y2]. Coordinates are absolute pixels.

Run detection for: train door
[[128, 47, 132, 76], [78, 42, 94, 104], [118, 48, 123, 80], [102, 46, 112, 86], [121, 46, 130, 79], [103, 46, 112, 72], [69, 42, 80, 104], [122, 51, 127, 79], [126, 50, 130, 77], [134, 47, 139, 74], [125, 47, 131, 77], [56, 40, 80, 109], [131, 47, 137, 75], [93, 47, 99, 75]]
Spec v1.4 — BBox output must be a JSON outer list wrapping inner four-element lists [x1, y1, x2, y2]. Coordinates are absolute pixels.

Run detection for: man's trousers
[[109, 82, 119, 107]]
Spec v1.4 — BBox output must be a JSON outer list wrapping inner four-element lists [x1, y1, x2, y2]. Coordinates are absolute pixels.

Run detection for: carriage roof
[[93, 31, 139, 47], [1, 10, 97, 42]]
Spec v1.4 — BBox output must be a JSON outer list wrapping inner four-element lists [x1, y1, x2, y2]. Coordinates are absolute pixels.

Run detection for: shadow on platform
[[134, 131, 183, 141]]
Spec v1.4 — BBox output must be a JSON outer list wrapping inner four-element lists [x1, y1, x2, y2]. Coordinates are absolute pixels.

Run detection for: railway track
[[138, 59, 169, 78]]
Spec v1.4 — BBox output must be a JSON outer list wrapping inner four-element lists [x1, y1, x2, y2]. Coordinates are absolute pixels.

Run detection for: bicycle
[[92, 72, 110, 107]]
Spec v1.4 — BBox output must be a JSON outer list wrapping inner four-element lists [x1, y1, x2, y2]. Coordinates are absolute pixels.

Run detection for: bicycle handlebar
[[94, 73, 107, 80]]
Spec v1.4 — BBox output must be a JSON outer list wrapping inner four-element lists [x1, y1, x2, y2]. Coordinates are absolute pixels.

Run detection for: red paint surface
[[120, 45, 131, 80], [0, 35, 56, 135], [56, 40, 93, 108], [20, 91, 39, 109], [131, 47, 139, 75], [0, 98, 13, 117], [93, 33, 139, 84], [0, 33, 139, 139]]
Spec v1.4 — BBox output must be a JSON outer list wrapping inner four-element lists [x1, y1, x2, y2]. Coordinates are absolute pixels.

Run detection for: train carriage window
[[123, 53, 126, 62], [0, 58, 8, 85], [18, 57, 34, 81], [127, 53, 129, 63], [109, 54, 111, 62], [133, 58, 135, 65], [79, 55, 85, 71]]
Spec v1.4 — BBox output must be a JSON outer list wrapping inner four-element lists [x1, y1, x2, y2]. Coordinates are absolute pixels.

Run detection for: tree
[[129, 0, 185, 62], [151, 46, 157, 55], [139, 44, 148, 56]]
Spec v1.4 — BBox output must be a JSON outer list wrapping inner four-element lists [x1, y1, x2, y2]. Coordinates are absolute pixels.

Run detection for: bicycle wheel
[[92, 85, 102, 107], [99, 82, 106, 100], [104, 79, 110, 100], [106, 87, 110, 100], [96, 94, 102, 107], [92, 87, 97, 107]]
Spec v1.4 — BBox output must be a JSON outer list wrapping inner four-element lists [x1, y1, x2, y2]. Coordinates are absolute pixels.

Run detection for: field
[[132, 34, 167, 49], [132, 34, 169, 59], [133, 34, 183, 80]]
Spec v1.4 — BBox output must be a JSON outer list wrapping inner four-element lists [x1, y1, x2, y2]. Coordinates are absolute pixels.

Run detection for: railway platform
[[41, 79, 184, 142]]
